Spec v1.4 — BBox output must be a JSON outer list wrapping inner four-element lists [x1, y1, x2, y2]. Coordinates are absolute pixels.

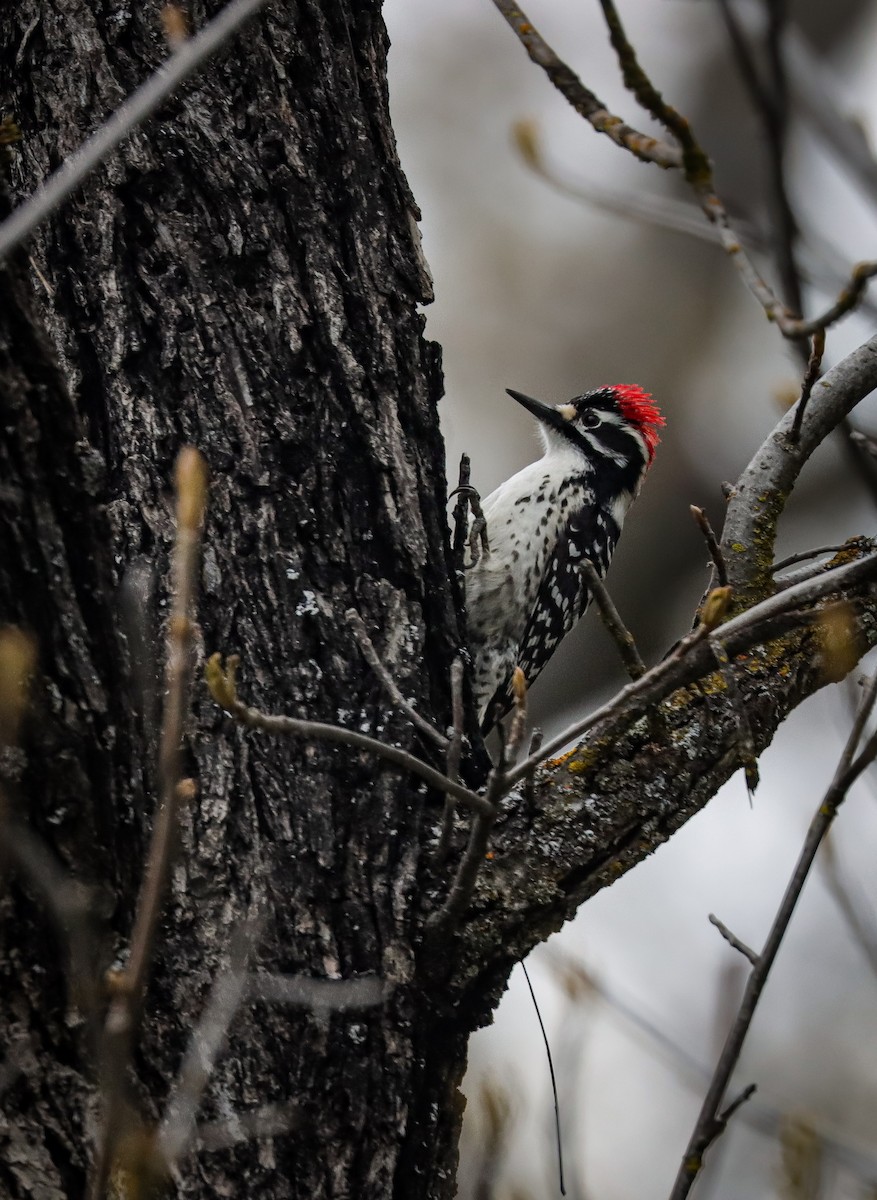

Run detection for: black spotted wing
[[480, 502, 620, 730]]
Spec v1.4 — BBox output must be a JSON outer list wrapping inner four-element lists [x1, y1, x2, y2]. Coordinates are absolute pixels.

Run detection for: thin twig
[[718, 0, 804, 334], [543, 949, 877, 1179], [157, 920, 259, 1171], [773, 561, 839, 593], [506, 1, 877, 342], [690, 506, 728, 588], [727, 0, 877, 198], [790, 330, 827, 443], [718, 1082, 758, 1126], [521, 961, 566, 1196], [764, 0, 804, 325], [715, 0, 774, 125], [436, 657, 466, 864], [524, 728, 544, 811], [428, 669, 529, 938], [580, 559, 646, 679], [247, 973, 385, 1009], [669, 674, 877, 1199], [594, 0, 877, 340], [774, 540, 869, 572], [0, 0, 269, 262], [205, 654, 492, 817], [490, 0, 682, 169], [346, 608, 448, 750], [125, 450, 207, 1007], [1, 813, 103, 1020], [89, 449, 207, 1200], [820, 834, 877, 983], [597, 0, 701, 162], [773, 538, 876, 592], [708, 914, 758, 966]]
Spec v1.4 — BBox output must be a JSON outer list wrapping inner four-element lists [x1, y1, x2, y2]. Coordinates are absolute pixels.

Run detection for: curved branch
[[721, 333, 877, 606], [205, 654, 493, 817], [490, 0, 682, 169]]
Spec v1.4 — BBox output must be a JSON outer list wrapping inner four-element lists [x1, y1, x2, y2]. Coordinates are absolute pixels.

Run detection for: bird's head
[[507, 385, 664, 475]]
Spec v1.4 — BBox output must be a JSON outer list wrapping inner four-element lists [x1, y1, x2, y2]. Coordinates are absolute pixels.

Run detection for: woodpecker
[[465, 385, 664, 730]]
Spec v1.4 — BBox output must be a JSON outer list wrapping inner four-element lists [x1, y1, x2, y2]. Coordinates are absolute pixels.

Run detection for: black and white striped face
[[507, 385, 663, 495]]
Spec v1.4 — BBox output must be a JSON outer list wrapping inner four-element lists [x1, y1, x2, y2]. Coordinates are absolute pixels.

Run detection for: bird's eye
[[580, 411, 601, 429]]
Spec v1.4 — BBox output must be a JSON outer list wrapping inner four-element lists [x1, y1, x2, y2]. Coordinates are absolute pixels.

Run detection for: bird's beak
[[506, 389, 571, 432]]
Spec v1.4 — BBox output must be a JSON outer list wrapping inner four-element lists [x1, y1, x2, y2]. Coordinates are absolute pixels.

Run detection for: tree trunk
[[4, 4, 877, 1198], [0, 3, 478, 1196]]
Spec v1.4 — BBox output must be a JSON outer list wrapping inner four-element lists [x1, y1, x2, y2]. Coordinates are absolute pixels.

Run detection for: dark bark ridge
[[0, 170, 131, 1200]]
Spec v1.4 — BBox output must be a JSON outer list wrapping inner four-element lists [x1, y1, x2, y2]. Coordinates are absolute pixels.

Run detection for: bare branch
[[90, 448, 207, 1200], [0, 0, 270, 262], [436, 657, 466, 864], [490, 0, 682, 169], [521, 961, 566, 1196], [790, 330, 827, 442], [157, 921, 258, 1171], [247, 973, 386, 1010], [669, 675, 877, 1199], [727, 0, 877, 198], [820, 834, 877, 982], [580, 559, 646, 679], [596, 0, 704, 168], [722, 334, 877, 606], [346, 608, 448, 750], [1, 814, 103, 1019], [205, 654, 493, 817], [125, 449, 207, 1008], [717, 0, 804, 330], [428, 670, 529, 939], [599, 0, 877, 339], [524, 728, 544, 811], [708, 914, 758, 966], [774, 540, 871, 572], [690, 506, 728, 589], [717, 1082, 758, 1126]]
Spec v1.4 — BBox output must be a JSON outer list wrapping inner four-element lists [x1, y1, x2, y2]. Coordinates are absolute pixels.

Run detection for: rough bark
[[1, 4, 471, 1197], [2, 4, 877, 1199]]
